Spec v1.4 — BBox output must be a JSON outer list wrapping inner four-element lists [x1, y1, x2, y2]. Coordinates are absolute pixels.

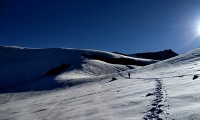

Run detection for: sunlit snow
[[1, 46, 200, 120]]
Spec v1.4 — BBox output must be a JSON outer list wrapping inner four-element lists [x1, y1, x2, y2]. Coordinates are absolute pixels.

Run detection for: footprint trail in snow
[[143, 78, 169, 120]]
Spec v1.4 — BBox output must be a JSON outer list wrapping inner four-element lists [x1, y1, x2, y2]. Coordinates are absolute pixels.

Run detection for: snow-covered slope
[[0, 46, 157, 91], [1, 47, 200, 120]]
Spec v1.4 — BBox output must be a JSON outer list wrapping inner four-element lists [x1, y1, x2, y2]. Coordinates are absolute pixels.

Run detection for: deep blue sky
[[1, 0, 200, 53]]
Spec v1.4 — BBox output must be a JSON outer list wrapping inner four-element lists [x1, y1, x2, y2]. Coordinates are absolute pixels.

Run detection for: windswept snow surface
[[1, 47, 200, 119]]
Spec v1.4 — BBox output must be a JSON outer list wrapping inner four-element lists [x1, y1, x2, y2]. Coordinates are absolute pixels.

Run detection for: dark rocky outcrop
[[132, 49, 178, 60]]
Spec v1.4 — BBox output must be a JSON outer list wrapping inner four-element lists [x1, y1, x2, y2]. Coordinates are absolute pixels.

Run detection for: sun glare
[[196, 22, 200, 35]]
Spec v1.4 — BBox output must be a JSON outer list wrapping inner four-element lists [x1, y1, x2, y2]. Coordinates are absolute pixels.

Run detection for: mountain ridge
[[113, 49, 178, 60], [0, 46, 157, 91]]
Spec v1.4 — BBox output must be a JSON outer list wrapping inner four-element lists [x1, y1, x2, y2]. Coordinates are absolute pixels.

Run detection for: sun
[[196, 22, 200, 35]]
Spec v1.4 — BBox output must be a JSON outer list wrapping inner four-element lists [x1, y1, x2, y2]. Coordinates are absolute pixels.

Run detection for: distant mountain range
[[113, 49, 178, 60]]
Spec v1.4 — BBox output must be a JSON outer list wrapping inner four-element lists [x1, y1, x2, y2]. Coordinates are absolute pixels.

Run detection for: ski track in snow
[[143, 78, 169, 120]]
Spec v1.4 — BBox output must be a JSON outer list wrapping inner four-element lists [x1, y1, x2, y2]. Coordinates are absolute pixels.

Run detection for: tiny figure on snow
[[128, 72, 131, 78]]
